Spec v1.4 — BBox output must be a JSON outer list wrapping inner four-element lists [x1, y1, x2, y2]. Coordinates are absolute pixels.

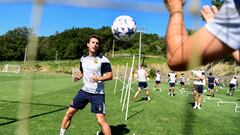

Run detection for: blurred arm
[[164, 0, 234, 71]]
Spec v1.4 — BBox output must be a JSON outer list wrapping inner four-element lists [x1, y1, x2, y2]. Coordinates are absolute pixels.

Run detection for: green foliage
[[1, 26, 166, 61], [148, 68, 156, 78], [211, 0, 223, 9], [0, 27, 30, 61]]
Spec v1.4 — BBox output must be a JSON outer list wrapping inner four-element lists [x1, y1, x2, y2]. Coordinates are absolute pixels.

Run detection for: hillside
[[0, 56, 238, 83]]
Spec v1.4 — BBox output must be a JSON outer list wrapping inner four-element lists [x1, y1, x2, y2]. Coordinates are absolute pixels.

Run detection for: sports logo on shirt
[[94, 59, 98, 64]]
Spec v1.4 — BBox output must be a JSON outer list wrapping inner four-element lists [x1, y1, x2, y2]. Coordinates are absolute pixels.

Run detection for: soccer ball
[[111, 15, 137, 41]]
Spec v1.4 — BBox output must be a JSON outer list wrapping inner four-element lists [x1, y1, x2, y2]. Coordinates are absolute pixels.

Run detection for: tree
[[211, 0, 223, 9], [0, 27, 31, 61]]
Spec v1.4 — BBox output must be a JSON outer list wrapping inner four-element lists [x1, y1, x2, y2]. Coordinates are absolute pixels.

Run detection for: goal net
[[2, 64, 21, 73]]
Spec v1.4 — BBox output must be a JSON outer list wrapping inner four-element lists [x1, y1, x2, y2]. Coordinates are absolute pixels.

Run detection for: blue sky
[[0, 0, 212, 37]]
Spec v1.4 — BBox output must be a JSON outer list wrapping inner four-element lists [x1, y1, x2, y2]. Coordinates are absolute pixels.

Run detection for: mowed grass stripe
[[0, 73, 239, 135]]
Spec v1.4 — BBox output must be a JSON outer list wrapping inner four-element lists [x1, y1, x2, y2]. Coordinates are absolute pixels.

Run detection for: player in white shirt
[[60, 35, 112, 135], [179, 73, 185, 91], [133, 65, 151, 101], [228, 76, 238, 96], [154, 70, 162, 92], [168, 71, 177, 96], [191, 70, 205, 109]]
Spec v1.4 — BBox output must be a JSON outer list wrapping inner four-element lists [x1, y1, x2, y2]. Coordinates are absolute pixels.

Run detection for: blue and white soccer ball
[[111, 15, 137, 41]]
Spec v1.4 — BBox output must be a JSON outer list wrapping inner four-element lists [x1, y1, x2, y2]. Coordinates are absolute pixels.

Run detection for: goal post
[[1, 64, 21, 73]]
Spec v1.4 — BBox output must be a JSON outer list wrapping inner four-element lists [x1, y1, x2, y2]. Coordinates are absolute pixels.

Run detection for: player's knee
[[65, 111, 74, 118], [97, 118, 106, 125]]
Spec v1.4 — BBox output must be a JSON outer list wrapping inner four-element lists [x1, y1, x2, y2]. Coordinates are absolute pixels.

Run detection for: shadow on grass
[[127, 109, 144, 120], [181, 96, 195, 135], [133, 97, 150, 102], [97, 124, 130, 135], [0, 99, 67, 107], [0, 99, 68, 126]]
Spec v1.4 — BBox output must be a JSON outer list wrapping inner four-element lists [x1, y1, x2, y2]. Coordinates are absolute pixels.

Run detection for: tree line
[[0, 26, 166, 61]]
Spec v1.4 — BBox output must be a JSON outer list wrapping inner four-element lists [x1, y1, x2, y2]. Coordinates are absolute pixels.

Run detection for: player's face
[[87, 38, 99, 54]]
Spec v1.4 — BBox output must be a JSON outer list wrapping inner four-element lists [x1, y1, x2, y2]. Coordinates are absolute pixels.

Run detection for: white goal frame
[[1, 64, 21, 73]]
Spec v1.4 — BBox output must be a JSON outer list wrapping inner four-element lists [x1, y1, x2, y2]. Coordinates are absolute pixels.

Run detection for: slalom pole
[[120, 63, 128, 103], [125, 55, 135, 120], [114, 65, 120, 95]]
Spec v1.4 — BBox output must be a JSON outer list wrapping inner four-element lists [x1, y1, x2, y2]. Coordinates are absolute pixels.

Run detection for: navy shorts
[[138, 82, 148, 89], [169, 83, 175, 87], [193, 85, 203, 94], [180, 82, 185, 85], [155, 81, 161, 84], [208, 84, 214, 89], [229, 84, 235, 89], [70, 90, 105, 114]]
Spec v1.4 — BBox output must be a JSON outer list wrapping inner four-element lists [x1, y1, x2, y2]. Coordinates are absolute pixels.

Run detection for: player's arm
[[164, 0, 234, 71], [90, 71, 113, 82], [91, 62, 113, 82], [191, 76, 201, 81], [190, 72, 201, 81], [91, 72, 113, 82], [99, 72, 113, 81], [73, 70, 83, 82], [232, 51, 239, 63], [202, 5, 239, 64], [206, 78, 209, 85], [76, 70, 83, 80], [145, 71, 149, 78]]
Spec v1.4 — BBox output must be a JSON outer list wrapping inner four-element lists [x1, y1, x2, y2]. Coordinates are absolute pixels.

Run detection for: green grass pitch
[[0, 73, 239, 135]]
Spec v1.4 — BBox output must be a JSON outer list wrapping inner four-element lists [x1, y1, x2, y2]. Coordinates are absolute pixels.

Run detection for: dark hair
[[209, 72, 212, 76], [86, 35, 103, 55], [87, 35, 101, 45]]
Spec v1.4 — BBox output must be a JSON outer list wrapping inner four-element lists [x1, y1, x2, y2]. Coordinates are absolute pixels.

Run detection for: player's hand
[[72, 69, 82, 82], [73, 77, 80, 82], [163, 0, 185, 14], [201, 5, 218, 22], [90, 74, 100, 83]]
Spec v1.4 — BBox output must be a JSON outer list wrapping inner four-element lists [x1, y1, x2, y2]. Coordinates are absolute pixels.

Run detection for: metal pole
[[138, 32, 142, 70], [24, 45, 27, 63], [137, 28, 145, 69], [112, 39, 115, 58], [55, 51, 58, 63]]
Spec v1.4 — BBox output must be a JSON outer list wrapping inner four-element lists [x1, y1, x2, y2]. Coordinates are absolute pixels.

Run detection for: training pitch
[[0, 73, 239, 135]]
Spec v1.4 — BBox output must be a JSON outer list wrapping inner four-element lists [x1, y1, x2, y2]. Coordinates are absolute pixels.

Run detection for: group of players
[[133, 65, 238, 110], [59, 0, 240, 134]]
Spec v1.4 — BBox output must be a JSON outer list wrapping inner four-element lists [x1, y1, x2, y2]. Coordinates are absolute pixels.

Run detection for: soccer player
[[154, 70, 162, 91], [59, 35, 113, 135], [179, 73, 185, 91], [191, 70, 204, 109], [207, 72, 215, 97], [201, 70, 207, 93], [168, 71, 177, 96], [133, 65, 151, 101], [164, 0, 240, 71], [228, 76, 238, 96]]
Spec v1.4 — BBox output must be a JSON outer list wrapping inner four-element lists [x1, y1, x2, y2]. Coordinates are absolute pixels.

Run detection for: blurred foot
[[147, 97, 151, 102]]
